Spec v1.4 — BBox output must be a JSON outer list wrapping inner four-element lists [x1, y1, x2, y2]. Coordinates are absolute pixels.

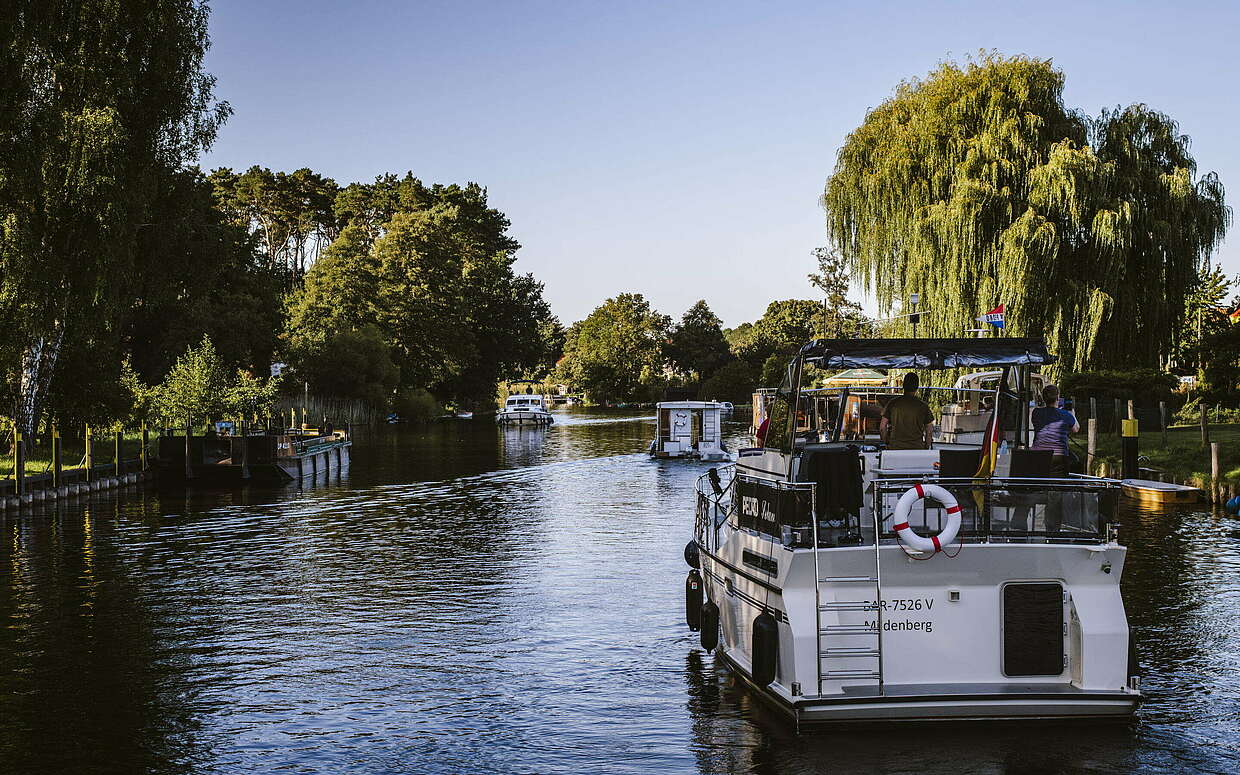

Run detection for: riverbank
[[1087, 422, 1240, 499]]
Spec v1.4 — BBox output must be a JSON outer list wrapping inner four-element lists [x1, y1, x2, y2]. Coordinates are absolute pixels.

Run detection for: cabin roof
[[656, 401, 722, 410], [800, 337, 1056, 369]]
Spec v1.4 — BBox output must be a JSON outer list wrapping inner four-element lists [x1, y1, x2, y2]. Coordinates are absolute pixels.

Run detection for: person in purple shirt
[[1031, 384, 1080, 476], [1030, 384, 1079, 532]]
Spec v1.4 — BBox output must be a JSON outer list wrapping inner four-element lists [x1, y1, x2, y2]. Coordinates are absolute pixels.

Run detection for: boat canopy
[[798, 337, 1056, 370]]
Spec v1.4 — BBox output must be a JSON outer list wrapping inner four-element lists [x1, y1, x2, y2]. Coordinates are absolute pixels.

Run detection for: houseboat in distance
[[686, 337, 1140, 724], [651, 401, 729, 461]]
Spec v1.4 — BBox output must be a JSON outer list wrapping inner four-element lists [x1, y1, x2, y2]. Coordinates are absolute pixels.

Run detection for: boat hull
[[496, 410, 553, 426]]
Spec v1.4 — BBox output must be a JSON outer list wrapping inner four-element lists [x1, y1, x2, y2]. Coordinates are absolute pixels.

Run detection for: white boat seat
[[877, 449, 940, 473]]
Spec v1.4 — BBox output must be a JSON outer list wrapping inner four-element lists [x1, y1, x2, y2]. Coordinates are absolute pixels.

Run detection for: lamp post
[[909, 293, 921, 338]]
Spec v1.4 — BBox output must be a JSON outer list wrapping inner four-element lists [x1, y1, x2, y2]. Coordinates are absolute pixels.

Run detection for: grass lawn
[[1085, 422, 1240, 487], [1, 430, 149, 481]]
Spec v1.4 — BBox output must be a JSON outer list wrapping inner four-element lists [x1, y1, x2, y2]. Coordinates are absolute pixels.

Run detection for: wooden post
[[1127, 399, 1135, 421], [184, 418, 194, 480], [84, 425, 94, 482], [141, 423, 149, 471], [1160, 401, 1168, 447], [52, 425, 62, 488], [1121, 419, 1139, 480], [239, 418, 250, 480], [114, 427, 122, 477], [1090, 397, 1097, 425], [1087, 418, 1098, 476], [1201, 405, 1210, 448], [1211, 442, 1221, 503], [14, 429, 24, 498]]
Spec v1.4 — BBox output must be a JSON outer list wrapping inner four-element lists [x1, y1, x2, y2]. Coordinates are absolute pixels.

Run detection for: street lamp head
[[909, 293, 921, 306]]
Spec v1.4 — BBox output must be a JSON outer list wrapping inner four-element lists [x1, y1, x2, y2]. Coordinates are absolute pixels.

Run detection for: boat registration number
[[873, 597, 934, 612]]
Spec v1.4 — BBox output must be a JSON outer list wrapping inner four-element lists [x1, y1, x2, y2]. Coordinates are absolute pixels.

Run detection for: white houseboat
[[685, 338, 1140, 724], [496, 392, 554, 426], [651, 401, 728, 461]]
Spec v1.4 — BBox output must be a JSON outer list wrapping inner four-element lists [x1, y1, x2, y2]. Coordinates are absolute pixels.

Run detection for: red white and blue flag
[[978, 304, 1006, 329]]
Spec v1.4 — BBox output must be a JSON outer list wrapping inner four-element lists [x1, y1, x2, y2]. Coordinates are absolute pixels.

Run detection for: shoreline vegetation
[[2, 10, 1236, 496]]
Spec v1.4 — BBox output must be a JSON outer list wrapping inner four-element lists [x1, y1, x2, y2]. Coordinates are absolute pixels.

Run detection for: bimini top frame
[[799, 337, 1056, 370]]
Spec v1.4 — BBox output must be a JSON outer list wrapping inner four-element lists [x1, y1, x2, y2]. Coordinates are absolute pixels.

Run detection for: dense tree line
[[0, 1, 559, 443]]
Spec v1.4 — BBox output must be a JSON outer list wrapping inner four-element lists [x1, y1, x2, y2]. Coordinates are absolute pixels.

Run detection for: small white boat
[[650, 401, 728, 461], [718, 401, 735, 413], [496, 393, 553, 426]]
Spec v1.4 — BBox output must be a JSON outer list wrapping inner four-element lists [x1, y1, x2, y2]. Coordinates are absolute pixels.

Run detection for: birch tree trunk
[[14, 324, 64, 452]]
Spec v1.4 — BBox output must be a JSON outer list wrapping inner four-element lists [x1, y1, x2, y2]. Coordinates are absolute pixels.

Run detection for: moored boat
[[651, 401, 728, 461], [685, 337, 1141, 724], [496, 392, 554, 426]]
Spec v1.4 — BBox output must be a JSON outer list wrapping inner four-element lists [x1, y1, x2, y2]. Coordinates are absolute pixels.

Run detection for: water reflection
[[0, 411, 1235, 773]]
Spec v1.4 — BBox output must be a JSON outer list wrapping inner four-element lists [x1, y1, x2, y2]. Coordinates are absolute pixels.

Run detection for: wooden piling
[[184, 419, 194, 480], [1201, 405, 1209, 448], [1114, 398, 1122, 436], [114, 428, 122, 477], [1160, 401, 1168, 447], [141, 423, 149, 471], [52, 426, 61, 488], [1087, 418, 1097, 476], [1127, 400, 1135, 421], [14, 430, 24, 498], [1211, 442, 1221, 503]]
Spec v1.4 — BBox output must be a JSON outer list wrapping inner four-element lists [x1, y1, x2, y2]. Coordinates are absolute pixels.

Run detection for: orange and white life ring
[[892, 483, 961, 554]]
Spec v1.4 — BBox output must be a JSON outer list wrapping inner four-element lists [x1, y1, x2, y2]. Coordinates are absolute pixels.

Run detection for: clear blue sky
[[202, 0, 1239, 327]]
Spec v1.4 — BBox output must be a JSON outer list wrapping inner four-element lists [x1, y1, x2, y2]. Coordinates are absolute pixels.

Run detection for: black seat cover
[[797, 445, 863, 519]]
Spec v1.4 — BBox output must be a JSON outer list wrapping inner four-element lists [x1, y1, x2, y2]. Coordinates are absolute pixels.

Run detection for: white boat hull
[[496, 410, 553, 426]]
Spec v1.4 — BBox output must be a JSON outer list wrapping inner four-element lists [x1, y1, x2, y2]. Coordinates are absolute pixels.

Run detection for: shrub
[[393, 388, 441, 423]]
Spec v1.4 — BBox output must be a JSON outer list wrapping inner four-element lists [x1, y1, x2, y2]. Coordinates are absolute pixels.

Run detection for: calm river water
[[0, 409, 1237, 774]]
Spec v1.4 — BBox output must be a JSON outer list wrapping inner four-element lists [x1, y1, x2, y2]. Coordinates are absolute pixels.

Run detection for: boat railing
[[870, 475, 1119, 543], [696, 465, 1118, 550]]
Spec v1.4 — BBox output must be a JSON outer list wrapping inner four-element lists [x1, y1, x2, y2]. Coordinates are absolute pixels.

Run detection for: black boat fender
[[685, 569, 703, 631], [700, 599, 719, 651], [751, 609, 779, 685]]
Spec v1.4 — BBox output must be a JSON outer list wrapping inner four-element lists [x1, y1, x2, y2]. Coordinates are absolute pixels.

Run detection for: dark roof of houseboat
[[799, 337, 1056, 369]]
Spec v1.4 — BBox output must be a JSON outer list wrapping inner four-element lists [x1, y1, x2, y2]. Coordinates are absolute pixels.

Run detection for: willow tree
[[823, 53, 1229, 371]]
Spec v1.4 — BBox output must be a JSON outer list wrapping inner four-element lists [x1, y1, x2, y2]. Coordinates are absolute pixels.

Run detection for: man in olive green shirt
[[880, 373, 934, 449]]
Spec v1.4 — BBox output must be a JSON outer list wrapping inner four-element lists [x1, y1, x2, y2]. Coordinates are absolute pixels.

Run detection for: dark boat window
[[1003, 582, 1064, 676]]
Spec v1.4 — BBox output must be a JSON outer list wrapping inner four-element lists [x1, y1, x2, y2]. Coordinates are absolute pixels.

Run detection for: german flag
[[1230, 307, 1240, 324]]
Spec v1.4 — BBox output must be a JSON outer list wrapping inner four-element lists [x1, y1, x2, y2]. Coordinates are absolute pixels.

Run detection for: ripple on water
[[0, 415, 1237, 773]]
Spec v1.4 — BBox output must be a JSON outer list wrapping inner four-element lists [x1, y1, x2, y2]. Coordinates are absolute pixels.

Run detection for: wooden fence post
[[1087, 418, 1098, 476], [84, 425, 93, 482]]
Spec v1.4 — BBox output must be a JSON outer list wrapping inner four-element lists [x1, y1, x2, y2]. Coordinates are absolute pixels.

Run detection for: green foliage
[[295, 327, 399, 409], [664, 300, 732, 380], [0, 0, 230, 436], [824, 53, 1230, 372], [137, 336, 280, 424], [732, 300, 824, 368], [699, 360, 758, 402], [1059, 369, 1179, 405], [392, 387, 441, 423], [556, 294, 670, 403], [809, 248, 875, 339], [285, 176, 556, 408]]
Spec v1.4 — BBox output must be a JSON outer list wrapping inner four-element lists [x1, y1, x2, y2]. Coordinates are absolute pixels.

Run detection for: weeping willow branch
[[823, 52, 1231, 372]]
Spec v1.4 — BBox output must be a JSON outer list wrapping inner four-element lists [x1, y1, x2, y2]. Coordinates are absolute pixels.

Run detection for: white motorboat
[[651, 401, 728, 461], [496, 392, 553, 426], [685, 337, 1141, 724]]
